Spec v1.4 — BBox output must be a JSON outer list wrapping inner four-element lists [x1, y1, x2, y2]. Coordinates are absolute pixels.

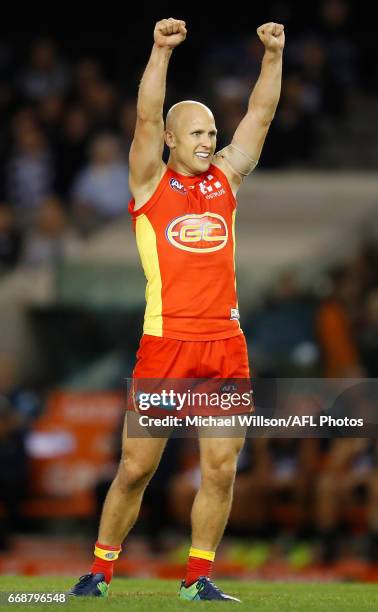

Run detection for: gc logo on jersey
[[166, 212, 228, 253], [169, 178, 187, 194]]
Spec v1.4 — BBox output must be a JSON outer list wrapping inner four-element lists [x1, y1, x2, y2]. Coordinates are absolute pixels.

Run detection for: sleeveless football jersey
[[128, 163, 241, 340]]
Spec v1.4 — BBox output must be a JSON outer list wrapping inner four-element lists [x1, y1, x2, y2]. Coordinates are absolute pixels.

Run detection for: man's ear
[[165, 130, 176, 149]]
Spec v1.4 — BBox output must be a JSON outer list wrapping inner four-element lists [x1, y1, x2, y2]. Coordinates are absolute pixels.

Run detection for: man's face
[[165, 107, 217, 175]]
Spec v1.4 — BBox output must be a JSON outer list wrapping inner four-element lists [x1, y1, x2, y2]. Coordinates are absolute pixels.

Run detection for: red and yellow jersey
[[128, 163, 241, 341]]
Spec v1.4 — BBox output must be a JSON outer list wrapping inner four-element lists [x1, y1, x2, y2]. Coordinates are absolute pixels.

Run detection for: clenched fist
[[154, 18, 187, 49], [257, 22, 285, 53]]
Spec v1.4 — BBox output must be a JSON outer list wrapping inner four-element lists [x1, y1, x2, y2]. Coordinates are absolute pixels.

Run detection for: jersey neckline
[[167, 164, 216, 183]]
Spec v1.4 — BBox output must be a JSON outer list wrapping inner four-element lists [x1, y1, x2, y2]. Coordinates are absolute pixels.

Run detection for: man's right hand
[[154, 18, 187, 49]]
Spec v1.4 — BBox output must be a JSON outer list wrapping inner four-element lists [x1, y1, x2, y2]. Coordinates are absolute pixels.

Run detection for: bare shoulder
[[212, 149, 243, 197], [131, 162, 167, 212]]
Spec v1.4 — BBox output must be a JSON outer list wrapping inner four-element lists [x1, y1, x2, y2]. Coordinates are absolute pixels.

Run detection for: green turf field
[[0, 577, 377, 611]]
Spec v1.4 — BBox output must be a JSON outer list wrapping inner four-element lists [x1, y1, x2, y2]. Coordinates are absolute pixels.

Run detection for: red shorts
[[129, 333, 252, 417], [133, 333, 250, 379]]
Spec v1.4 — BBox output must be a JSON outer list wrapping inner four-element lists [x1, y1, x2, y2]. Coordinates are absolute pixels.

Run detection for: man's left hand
[[257, 22, 285, 53]]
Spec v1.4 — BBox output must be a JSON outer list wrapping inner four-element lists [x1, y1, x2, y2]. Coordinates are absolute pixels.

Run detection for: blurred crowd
[[202, 0, 376, 164], [0, 38, 135, 273], [169, 437, 378, 565], [0, 1, 377, 273], [247, 240, 378, 379]]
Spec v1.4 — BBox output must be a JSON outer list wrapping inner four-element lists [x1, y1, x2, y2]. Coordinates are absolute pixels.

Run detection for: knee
[[116, 457, 156, 493], [202, 456, 237, 492]]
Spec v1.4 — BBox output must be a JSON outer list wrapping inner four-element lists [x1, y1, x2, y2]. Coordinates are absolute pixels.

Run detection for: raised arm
[[214, 23, 284, 194], [129, 18, 187, 208]]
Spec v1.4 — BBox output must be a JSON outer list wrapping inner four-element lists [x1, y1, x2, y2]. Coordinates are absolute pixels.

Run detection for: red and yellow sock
[[90, 541, 122, 584], [184, 546, 215, 586]]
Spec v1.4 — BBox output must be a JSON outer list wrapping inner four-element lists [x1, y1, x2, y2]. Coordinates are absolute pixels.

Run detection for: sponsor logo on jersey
[[199, 174, 226, 199], [169, 178, 187, 194], [230, 308, 240, 320], [166, 213, 228, 253]]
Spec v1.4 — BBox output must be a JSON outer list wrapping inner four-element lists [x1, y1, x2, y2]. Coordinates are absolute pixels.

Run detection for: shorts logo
[[221, 383, 238, 392], [166, 213, 228, 253], [169, 178, 187, 194]]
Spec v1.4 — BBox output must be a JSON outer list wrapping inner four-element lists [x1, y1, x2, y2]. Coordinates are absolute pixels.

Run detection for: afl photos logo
[[166, 213, 228, 253], [169, 178, 187, 194]]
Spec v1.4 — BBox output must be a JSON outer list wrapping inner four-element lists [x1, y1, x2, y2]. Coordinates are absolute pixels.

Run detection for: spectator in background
[[6, 116, 54, 219], [74, 60, 119, 132], [0, 203, 22, 271], [248, 271, 317, 376], [0, 353, 40, 550], [285, 1, 356, 119], [37, 94, 65, 148], [17, 38, 69, 102], [0, 397, 28, 550], [317, 0, 357, 116], [350, 241, 378, 296], [212, 81, 247, 149], [316, 266, 363, 377], [0, 41, 13, 86], [262, 74, 319, 166], [295, 38, 325, 114], [55, 106, 90, 197], [71, 133, 130, 234], [0, 41, 13, 128], [83, 80, 119, 132], [0, 353, 40, 422], [20, 195, 81, 267], [359, 289, 378, 377], [319, 0, 351, 37], [74, 59, 103, 105], [119, 98, 137, 152], [260, 438, 316, 536], [314, 438, 378, 563]]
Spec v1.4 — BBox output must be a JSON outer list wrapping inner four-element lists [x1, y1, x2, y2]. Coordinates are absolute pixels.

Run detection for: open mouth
[[195, 152, 211, 159]]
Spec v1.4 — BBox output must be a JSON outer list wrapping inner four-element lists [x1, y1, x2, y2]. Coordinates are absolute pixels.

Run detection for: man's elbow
[[260, 115, 275, 128], [136, 107, 163, 124], [248, 107, 276, 128]]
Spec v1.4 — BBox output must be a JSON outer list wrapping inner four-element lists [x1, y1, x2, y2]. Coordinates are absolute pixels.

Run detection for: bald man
[[69, 18, 284, 601]]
